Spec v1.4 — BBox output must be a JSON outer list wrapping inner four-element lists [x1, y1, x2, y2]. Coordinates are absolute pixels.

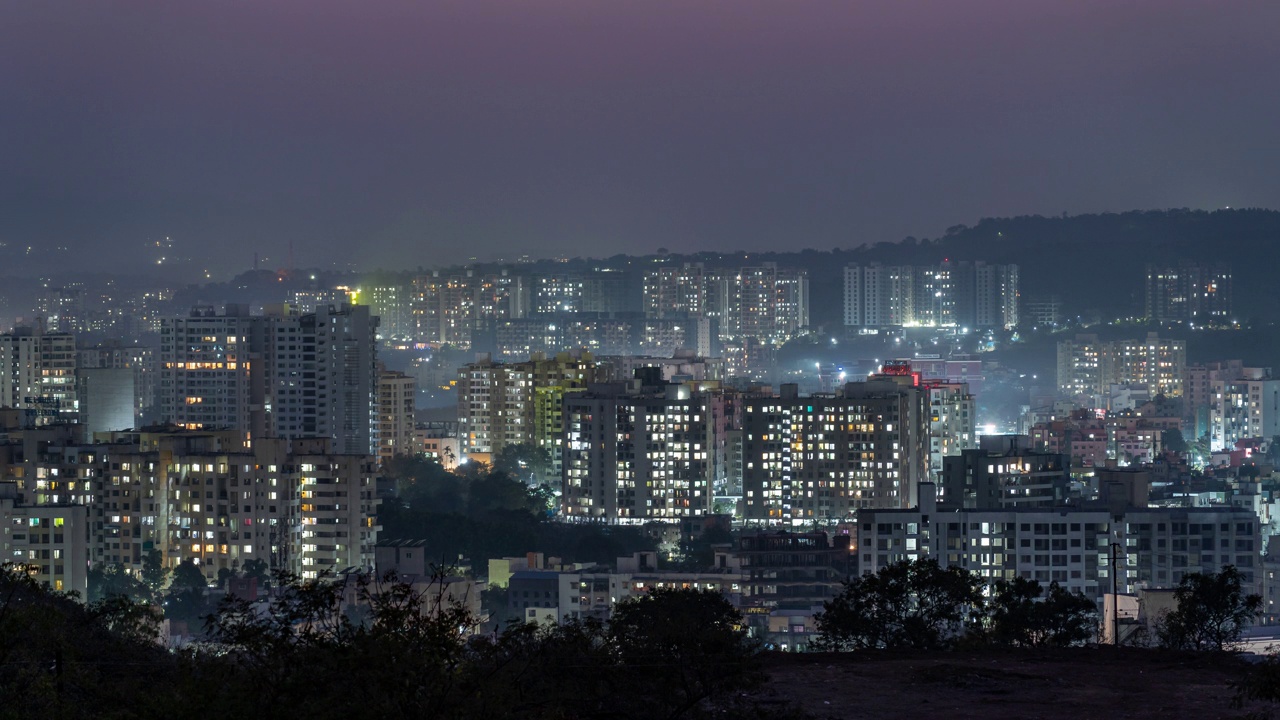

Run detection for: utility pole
[[1110, 541, 1121, 645]]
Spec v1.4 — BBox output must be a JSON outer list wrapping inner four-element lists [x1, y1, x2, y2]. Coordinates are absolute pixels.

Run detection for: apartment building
[[742, 379, 929, 522], [0, 323, 79, 425], [0, 483, 88, 595], [859, 483, 1262, 605], [1211, 367, 1280, 451], [0, 428, 379, 586], [457, 351, 607, 463], [376, 368, 416, 466], [926, 380, 976, 480], [161, 304, 379, 454], [561, 379, 724, 523], [940, 436, 1070, 509], [1057, 333, 1185, 401], [844, 261, 1018, 330]]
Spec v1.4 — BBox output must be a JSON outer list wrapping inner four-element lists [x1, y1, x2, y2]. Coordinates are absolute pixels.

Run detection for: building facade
[[161, 304, 379, 454], [0, 324, 79, 425], [844, 262, 1018, 330], [561, 380, 722, 523], [742, 379, 928, 523], [376, 369, 416, 466], [859, 484, 1262, 605]]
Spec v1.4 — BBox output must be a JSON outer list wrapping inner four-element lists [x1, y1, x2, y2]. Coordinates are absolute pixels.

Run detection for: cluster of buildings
[[0, 302, 421, 597], [389, 262, 808, 377], [489, 444, 1277, 646], [1055, 332, 1187, 403], [1054, 335, 1280, 456], [1144, 262, 1233, 326], [0, 423, 380, 596], [860, 473, 1265, 614], [0, 323, 159, 430], [1026, 408, 1178, 471], [453, 350, 981, 524], [31, 281, 178, 338], [494, 532, 850, 650], [842, 261, 1019, 331]]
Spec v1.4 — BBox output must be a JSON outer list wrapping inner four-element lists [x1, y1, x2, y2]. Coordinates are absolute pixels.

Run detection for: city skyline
[[4, 1, 1280, 275]]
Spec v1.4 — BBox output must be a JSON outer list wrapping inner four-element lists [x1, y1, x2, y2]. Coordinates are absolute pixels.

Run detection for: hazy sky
[[3, 1, 1278, 275]]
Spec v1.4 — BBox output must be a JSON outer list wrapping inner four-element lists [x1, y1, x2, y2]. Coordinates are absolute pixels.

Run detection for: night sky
[[3, 1, 1278, 275]]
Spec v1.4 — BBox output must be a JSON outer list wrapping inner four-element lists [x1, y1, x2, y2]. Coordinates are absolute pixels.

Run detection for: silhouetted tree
[[141, 548, 168, 593], [988, 577, 1097, 647], [1162, 428, 1188, 455], [608, 588, 763, 718], [1156, 565, 1261, 651], [86, 562, 149, 603], [169, 560, 207, 591], [242, 558, 270, 587], [815, 558, 985, 650]]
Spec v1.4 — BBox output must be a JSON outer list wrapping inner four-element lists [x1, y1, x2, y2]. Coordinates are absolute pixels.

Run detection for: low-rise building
[[940, 437, 1070, 509], [859, 482, 1262, 606]]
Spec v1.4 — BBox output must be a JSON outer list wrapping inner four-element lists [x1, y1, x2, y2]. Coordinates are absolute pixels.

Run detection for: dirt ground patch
[[757, 648, 1268, 719]]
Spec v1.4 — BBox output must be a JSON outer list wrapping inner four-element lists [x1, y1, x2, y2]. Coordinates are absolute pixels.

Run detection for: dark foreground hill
[[757, 647, 1264, 720]]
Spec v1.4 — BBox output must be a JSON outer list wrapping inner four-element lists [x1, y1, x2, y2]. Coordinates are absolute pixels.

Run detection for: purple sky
[[3, 0, 1278, 275]]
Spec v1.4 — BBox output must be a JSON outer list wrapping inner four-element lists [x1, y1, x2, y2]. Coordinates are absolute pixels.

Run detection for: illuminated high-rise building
[[160, 305, 262, 437], [161, 304, 379, 454], [456, 351, 607, 463], [742, 379, 929, 523], [561, 379, 723, 523], [411, 268, 527, 348], [1057, 332, 1185, 401], [0, 324, 80, 425], [926, 379, 976, 480], [643, 263, 715, 320], [1210, 367, 1280, 450], [376, 368, 416, 466], [844, 261, 1017, 330], [532, 273, 584, 314], [1145, 262, 1232, 325]]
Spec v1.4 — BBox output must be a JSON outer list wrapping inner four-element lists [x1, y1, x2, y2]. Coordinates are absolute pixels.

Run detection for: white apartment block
[[0, 430, 379, 586], [1211, 368, 1280, 450], [844, 262, 1017, 330], [927, 381, 976, 480], [562, 382, 717, 523], [376, 369, 416, 466], [859, 485, 1262, 604], [1057, 333, 1185, 401], [0, 324, 79, 425]]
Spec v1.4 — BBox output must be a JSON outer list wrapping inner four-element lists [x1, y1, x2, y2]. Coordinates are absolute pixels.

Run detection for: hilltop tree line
[[155, 209, 1280, 334], [815, 558, 1262, 653], [0, 563, 802, 720]]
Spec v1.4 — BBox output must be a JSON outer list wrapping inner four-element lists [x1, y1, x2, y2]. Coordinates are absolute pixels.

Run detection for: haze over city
[[5, 0, 1280, 274], [6, 3, 1280, 718]]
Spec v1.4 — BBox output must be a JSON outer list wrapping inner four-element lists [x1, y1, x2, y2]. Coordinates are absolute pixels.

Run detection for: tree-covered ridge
[[0, 564, 788, 720], [161, 208, 1280, 330]]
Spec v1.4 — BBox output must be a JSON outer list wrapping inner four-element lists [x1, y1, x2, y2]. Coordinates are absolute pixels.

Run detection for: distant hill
[[145, 208, 1279, 333]]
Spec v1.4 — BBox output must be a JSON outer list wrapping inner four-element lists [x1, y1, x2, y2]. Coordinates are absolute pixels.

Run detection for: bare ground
[[756, 648, 1270, 720]]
